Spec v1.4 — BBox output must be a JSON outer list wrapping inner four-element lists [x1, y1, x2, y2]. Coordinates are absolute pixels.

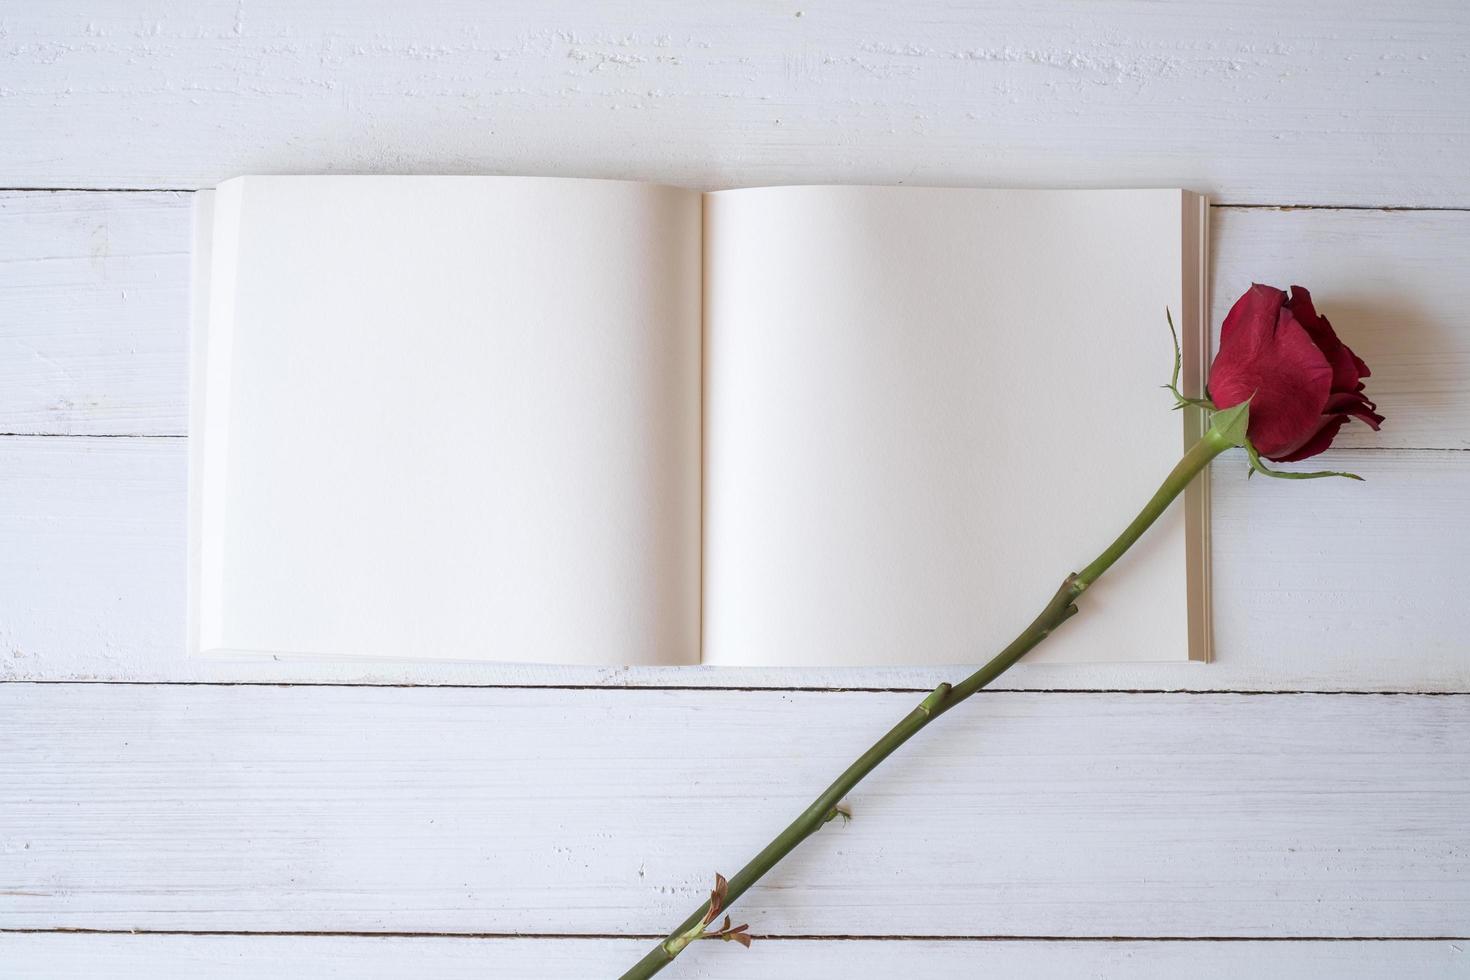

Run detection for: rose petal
[[1326, 343, 1363, 392], [1271, 415, 1348, 463], [1289, 285, 1366, 393], [1209, 296, 1334, 458], [1219, 283, 1288, 351], [1351, 350, 1372, 379], [1325, 390, 1385, 430]]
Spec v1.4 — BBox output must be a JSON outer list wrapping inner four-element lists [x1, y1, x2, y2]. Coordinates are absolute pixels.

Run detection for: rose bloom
[[1208, 284, 1383, 462]]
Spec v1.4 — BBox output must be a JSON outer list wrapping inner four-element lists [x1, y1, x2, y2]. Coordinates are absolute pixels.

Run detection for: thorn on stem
[[698, 914, 752, 948], [917, 682, 951, 717], [700, 873, 729, 927], [692, 876, 753, 950], [824, 802, 853, 826]]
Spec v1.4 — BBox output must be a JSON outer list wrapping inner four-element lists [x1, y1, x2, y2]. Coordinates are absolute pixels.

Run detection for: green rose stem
[[617, 402, 1250, 980]]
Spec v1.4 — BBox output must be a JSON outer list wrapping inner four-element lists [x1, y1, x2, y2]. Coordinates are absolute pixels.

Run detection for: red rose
[[1208, 283, 1383, 462]]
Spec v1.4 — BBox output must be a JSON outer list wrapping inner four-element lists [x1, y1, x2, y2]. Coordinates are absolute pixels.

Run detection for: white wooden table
[[3, 3, 1469, 977]]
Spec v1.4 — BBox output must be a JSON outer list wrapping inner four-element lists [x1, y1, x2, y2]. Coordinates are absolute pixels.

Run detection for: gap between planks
[[1, 681, 1465, 695], [3, 930, 1466, 943]]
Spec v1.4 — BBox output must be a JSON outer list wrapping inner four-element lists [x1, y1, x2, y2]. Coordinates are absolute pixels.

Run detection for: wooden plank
[[2, 934, 1466, 979], [2, 192, 1465, 447], [0, 3, 1468, 205], [1, 685, 1465, 935], [0, 192, 190, 436], [0, 437, 1464, 690]]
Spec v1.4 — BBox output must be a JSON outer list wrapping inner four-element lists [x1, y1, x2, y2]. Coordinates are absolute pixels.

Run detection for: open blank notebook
[[191, 177, 1209, 667]]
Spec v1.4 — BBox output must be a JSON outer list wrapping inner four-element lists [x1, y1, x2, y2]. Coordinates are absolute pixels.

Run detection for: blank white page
[[192, 176, 702, 665], [702, 187, 1207, 667]]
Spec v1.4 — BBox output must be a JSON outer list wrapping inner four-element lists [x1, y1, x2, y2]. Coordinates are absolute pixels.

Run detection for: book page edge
[[1184, 191, 1213, 664]]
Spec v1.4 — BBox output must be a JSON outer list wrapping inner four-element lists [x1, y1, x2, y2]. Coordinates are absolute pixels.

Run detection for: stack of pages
[[191, 177, 1209, 667]]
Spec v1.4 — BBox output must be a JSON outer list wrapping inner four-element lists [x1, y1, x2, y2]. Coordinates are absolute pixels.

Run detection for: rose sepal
[[1244, 439, 1364, 482], [1206, 399, 1252, 448]]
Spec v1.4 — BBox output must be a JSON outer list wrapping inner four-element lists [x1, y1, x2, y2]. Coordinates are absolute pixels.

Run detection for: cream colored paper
[[701, 187, 1207, 666], [192, 177, 702, 665], [193, 179, 1206, 668]]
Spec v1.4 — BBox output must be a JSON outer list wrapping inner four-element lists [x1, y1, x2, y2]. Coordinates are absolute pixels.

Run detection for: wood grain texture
[[2, 685, 1467, 935], [1, 438, 1464, 690], [4, 192, 1466, 447], [2, 934, 1466, 979], [1, 2, 1468, 205], [0, 192, 190, 437]]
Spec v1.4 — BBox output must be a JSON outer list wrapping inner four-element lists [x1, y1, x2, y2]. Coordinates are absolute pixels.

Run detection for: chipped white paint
[[0, 3, 1468, 205]]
